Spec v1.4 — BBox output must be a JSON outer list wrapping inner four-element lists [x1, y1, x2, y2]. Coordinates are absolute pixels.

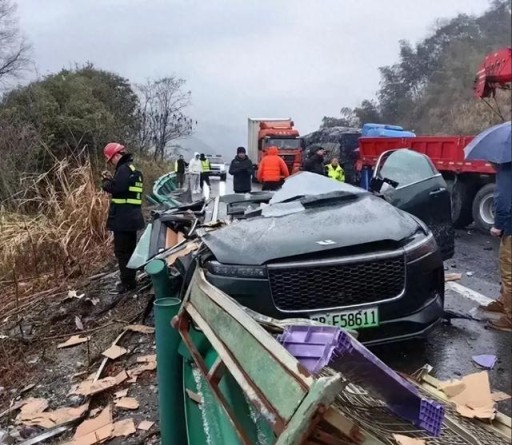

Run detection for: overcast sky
[[17, 0, 490, 153]]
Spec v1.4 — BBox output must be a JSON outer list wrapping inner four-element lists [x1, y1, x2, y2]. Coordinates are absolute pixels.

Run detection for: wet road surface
[[204, 177, 511, 415]]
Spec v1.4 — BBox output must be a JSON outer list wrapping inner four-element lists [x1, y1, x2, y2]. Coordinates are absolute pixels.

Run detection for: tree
[[136, 77, 194, 160], [0, 65, 139, 164], [0, 0, 29, 82], [320, 107, 359, 129]]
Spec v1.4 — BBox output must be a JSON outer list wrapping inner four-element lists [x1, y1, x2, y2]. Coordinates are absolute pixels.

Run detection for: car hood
[[202, 173, 419, 265]]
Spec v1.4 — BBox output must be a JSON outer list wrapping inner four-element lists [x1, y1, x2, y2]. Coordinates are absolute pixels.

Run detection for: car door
[[370, 149, 454, 260]]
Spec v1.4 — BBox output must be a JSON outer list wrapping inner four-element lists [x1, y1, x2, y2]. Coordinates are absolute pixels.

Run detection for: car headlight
[[404, 232, 437, 262], [207, 261, 267, 278]]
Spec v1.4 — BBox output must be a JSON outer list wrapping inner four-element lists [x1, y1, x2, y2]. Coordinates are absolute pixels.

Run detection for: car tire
[[472, 183, 495, 233], [220, 173, 227, 182], [447, 179, 474, 228]]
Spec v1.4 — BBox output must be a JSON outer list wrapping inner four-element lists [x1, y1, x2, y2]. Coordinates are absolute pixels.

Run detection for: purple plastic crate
[[278, 325, 445, 437]]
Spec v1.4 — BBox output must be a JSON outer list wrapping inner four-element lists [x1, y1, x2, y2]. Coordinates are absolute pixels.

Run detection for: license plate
[[310, 307, 379, 329]]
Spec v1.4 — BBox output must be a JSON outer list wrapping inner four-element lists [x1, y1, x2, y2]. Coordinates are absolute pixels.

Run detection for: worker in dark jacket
[[481, 162, 512, 331], [174, 155, 188, 189], [229, 146, 253, 193], [303, 145, 326, 175], [102, 142, 145, 294]]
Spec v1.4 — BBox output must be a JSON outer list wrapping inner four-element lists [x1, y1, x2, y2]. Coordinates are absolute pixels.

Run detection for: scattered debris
[[57, 335, 90, 349], [113, 389, 129, 399], [72, 405, 113, 445], [18, 403, 89, 429], [74, 316, 84, 331], [66, 290, 85, 301], [128, 355, 157, 377], [466, 271, 475, 277], [124, 324, 155, 335], [393, 435, 425, 445], [444, 272, 462, 282], [115, 397, 139, 410], [438, 371, 496, 419], [472, 354, 497, 369], [137, 420, 154, 431], [20, 384, 36, 394], [17, 398, 49, 420], [185, 389, 203, 405], [112, 418, 136, 437], [101, 345, 128, 360], [70, 371, 128, 397], [492, 391, 511, 402]]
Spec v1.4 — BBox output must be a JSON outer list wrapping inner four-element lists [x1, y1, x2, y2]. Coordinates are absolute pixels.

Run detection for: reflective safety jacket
[[102, 153, 145, 232], [326, 164, 345, 182], [201, 159, 211, 172]]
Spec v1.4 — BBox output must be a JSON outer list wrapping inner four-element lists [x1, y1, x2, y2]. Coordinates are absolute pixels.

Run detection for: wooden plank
[[194, 270, 313, 387], [274, 376, 343, 445], [323, 408, 381, 445], [189, 281, 308, 422]]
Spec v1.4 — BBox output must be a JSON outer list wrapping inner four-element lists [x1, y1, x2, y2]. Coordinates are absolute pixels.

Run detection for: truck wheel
[[472, 183, 495, 233], [447, 180, 474, 228]]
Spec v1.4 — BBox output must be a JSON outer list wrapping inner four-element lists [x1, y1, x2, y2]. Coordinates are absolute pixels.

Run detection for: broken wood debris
[[70, 370, 129, 397], [57, 335, 90, 349], [393, 434, 426, 445], [101, 345, 127, 360], [115, 397, 139, 410], [112, 418, 136, 437], [124, 324, 155, 334], [113, 389, 129, 399], [444, 272, 462, 282], [70, 405, 113, 445], [137, 420, 154, 431], [17, 403, 89, 429]]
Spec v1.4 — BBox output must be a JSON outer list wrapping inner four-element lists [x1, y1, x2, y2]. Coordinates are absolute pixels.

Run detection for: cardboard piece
[[125, 324, 155, 334], [137, 420, 155, 431], [101, 345, 128, 360], [185, 389, 203, 405], [19, 404, 89, 428], [393, 434, 425, 445], [444, 273, 462, 282], [166, 241, 199, 266], [492, 391, 511, 402], [17, 398, 49, 419], [128, 356, 157, 377], [115, 397, 139, 410], [137, 354, 156, 363], [112, 419, 136, 437], [71, 371, 128, 397], [73, 405, 113, 445], [114, 389, 129, 399], [439, 371, 496, 419], [57, 335, 90, 349]]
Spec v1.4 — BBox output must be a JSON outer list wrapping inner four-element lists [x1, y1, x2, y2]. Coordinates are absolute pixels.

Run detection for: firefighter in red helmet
[[101, 143, 144, 293]]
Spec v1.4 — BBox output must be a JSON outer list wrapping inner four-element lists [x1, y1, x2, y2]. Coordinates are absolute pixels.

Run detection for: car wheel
[[472, 183, 495, 233], [220, 173, 227, 181], [447, 179, 474, 228]]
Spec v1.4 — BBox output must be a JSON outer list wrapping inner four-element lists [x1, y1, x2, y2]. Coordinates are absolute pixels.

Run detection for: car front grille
[[268, 256, 405, 311]]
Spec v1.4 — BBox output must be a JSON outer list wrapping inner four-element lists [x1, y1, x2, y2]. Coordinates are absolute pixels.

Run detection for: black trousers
[[113, 231, 138, 285], [200, 172, 210, 189], [262, 181, 281, 191]]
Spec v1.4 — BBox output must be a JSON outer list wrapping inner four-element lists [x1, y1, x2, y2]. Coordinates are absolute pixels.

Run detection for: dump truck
[[247, 118, 303, 178], [358, 134, 497, 233]]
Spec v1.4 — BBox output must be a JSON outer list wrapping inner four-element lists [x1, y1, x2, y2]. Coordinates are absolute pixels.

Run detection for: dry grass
[[0, 158, 111, 317]]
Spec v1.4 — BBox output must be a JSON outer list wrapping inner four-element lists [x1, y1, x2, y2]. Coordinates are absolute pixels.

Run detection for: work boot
[[487, 316, 512, 332], [116, 281, 137, 294], [480, 300, 505, 313]]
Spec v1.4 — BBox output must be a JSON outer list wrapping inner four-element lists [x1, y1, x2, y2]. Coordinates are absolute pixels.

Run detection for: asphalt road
[[203, 176, 511, 415]]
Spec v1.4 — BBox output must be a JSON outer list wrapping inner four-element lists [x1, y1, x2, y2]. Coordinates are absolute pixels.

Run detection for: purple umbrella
[[464, 121, 511, 164]]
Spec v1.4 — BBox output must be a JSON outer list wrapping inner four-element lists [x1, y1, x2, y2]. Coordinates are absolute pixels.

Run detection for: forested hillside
[[322, 0, 512, 134]]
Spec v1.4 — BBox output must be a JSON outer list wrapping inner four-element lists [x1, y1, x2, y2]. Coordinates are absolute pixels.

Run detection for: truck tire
[[446, 179, 474, 228], [472, 183, 495, 233]]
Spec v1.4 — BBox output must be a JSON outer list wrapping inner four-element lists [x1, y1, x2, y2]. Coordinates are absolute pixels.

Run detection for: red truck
[[358, 136, 496, 232], [247, 118, 303, 178]]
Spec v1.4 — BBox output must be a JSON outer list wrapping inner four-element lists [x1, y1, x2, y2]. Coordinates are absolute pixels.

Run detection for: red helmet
[[103, 142, 125, 161]]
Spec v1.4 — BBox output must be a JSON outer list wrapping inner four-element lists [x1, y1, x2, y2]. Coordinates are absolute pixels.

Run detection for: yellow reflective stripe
[[111, 198, 142, 205], [129, 186, 143, 192], [128, 164, 136, 171], [134, 182, 143, 187]]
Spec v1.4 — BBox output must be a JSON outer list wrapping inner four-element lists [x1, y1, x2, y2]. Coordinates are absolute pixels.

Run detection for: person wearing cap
[[303, 145, 327, 176], [326, 158, 345, 182], [229, 146, 253, 193], [101, 142, 145, 294]]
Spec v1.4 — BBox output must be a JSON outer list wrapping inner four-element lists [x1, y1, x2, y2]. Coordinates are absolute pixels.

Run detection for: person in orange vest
[[257, 146, 290, 191]]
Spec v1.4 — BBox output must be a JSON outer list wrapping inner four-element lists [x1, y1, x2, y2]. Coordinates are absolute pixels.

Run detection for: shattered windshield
[[269, 171, 363, 205]]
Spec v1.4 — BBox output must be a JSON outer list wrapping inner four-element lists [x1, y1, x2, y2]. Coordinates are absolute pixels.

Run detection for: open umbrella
[[464, 121, 511, 164]]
